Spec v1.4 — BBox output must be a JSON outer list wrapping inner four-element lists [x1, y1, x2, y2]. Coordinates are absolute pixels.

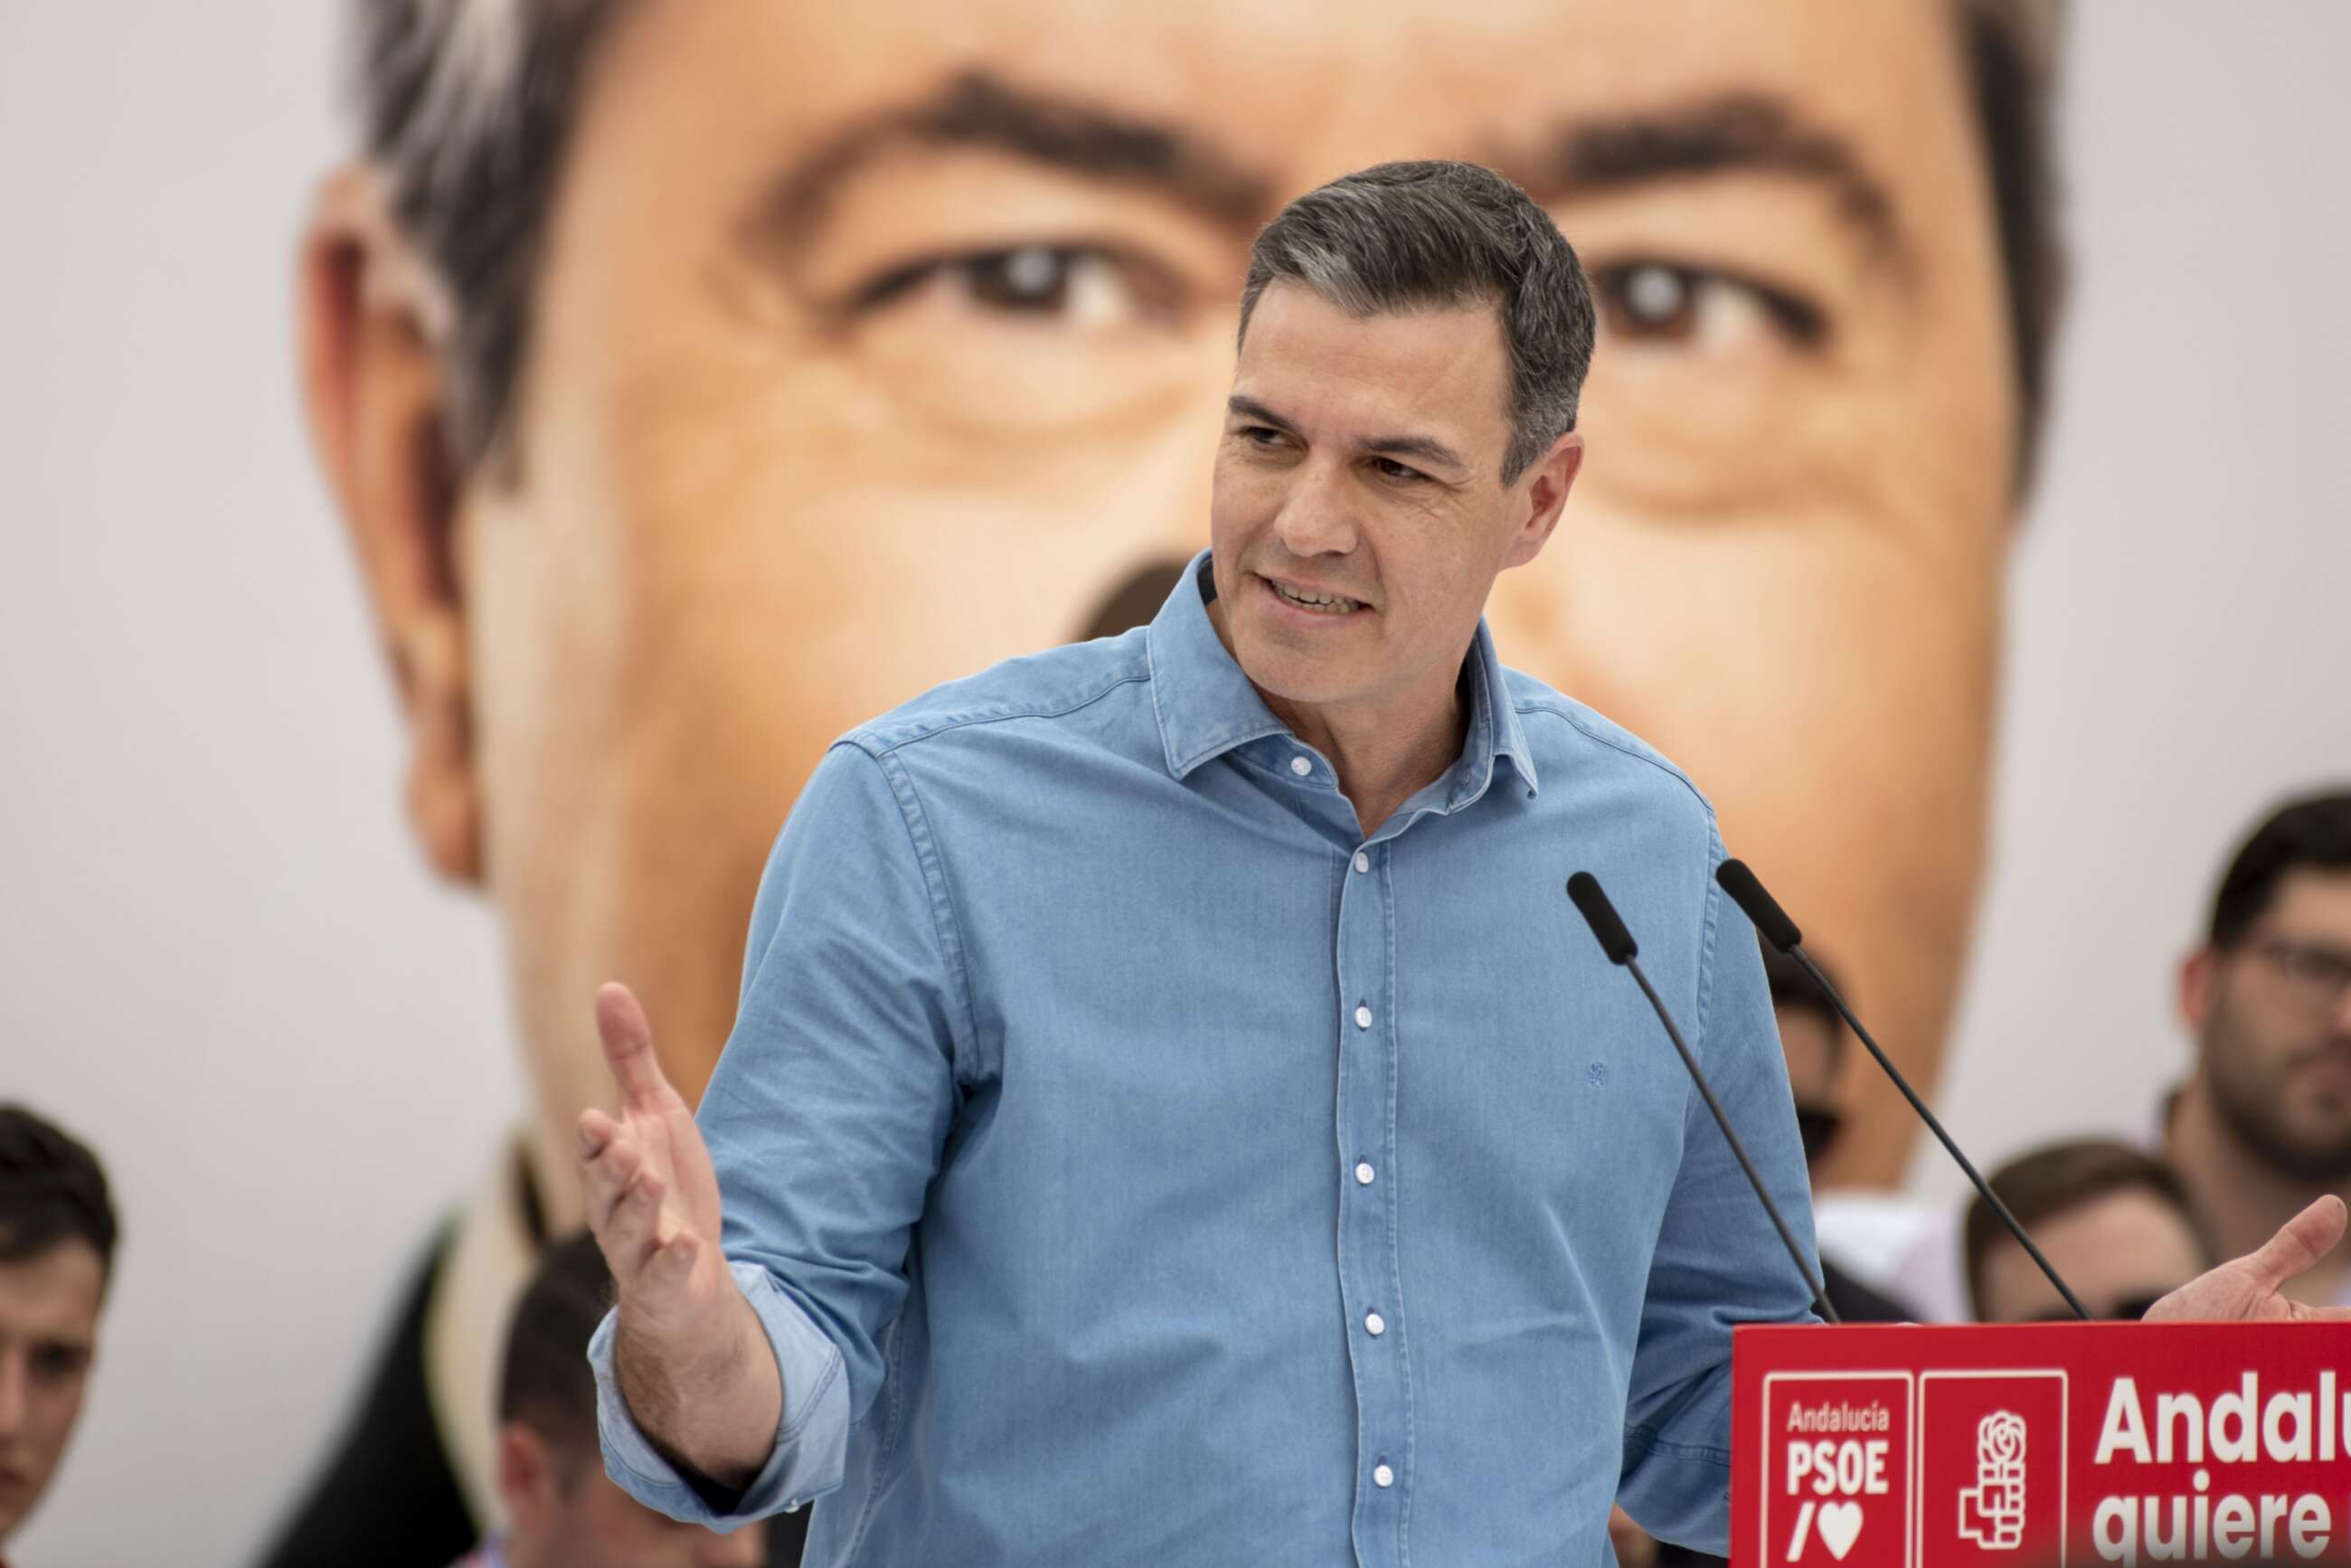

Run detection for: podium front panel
[[1732, 1322, 2351, 1567]]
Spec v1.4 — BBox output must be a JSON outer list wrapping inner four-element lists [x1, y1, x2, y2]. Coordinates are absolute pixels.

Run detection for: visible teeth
[[1275, 581, 1360, 611]]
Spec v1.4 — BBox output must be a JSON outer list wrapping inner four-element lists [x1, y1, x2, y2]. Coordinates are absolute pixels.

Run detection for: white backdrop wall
[[1, 4, 2346, 1563]]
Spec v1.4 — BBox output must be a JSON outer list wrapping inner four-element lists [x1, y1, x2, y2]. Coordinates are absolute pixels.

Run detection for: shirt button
[[1373, 1463, 1395, 1489], [1354, 1004, 1373, 1029], [1353, 851, 1370, 874], [1290, 755, 1312, 777], [1364, 1311, 1386, 1337], [1355, 1161, 1375, 1185]]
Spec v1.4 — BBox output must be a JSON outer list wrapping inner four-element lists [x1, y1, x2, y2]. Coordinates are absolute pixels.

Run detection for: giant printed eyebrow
[[751, 69, 1276, 250], [1228, 395, 1469, 476], [1519, 91, 1912, 269]]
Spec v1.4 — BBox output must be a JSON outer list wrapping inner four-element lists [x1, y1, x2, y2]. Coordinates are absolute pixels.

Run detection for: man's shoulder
[[840, 630, 1157, 760], [1498, 664, 1713, 822]]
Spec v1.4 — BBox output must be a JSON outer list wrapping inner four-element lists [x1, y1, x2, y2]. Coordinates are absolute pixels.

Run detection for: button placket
[[1336, 834, 1406, 1558]]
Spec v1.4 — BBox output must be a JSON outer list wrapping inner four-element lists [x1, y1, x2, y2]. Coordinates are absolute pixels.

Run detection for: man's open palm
[[579, 982, 731, 1337], [2147, 1195, 2351, 1323]]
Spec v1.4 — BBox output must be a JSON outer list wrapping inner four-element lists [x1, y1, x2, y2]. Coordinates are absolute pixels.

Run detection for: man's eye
[[1372, 458, 1428, 484], [1592, 261, 1826, 352], [33, 1346, 88, 1383], [853, 244, 1168, 327]]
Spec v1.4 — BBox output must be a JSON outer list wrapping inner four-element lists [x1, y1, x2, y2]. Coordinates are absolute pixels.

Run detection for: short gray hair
[[352, 0, 624, 471], [1239, 161, 1594, 486]]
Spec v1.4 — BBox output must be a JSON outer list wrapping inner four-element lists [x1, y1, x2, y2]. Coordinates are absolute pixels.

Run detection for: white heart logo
[[1817, 1501, 1864, 1561]]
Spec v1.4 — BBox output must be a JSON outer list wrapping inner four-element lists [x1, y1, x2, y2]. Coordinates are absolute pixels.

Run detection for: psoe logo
[[1959, 1412, 2029, 1550]]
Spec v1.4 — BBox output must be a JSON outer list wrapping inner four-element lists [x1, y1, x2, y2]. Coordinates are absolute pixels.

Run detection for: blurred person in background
[[451, 1234, 765, 1568], [1762, 941, 1917, 1323], [0, 1108, 116, 1567], [283, 0, 2063, 1555], [1826, 789, 2351, 1322], [1611, 943, 1912, 1568], [2164, 789, 2351, 1305], [1965, 1139, 2208, 1321]]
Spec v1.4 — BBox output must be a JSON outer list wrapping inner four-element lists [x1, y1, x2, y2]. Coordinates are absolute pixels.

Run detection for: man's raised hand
[[2146, 1195, 2351, 1323], [579, 982, 731, 1340]]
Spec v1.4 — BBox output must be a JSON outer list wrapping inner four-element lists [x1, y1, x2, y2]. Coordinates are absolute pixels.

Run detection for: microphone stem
[[1789, 948, 2091, 1322], [1625, 956, 1842, 1326]]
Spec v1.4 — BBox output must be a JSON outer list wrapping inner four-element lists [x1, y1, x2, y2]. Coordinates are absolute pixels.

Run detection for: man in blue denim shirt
[[578, 160, 1819, 1565]]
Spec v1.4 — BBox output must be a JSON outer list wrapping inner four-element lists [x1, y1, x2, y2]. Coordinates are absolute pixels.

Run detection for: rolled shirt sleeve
[[590, 739, 971, 1527], [1616, 826, 1824, 1554], [588, 1261, 849, 1524]]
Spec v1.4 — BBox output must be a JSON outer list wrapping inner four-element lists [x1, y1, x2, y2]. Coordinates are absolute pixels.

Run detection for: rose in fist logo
[[1958, 1411, 2028, 1550]]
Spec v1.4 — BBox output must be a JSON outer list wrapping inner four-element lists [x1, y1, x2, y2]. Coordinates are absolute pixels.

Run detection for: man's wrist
[[612, 1284, 777, 1488]]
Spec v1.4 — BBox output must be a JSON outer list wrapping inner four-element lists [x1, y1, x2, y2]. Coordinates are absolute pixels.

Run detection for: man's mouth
[[1268, 578, 1367, 615]]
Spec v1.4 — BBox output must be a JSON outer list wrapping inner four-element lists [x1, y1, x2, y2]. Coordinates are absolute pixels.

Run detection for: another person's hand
[[2145, 1195, 2351, 1323], [579, 982, 733, 1340]]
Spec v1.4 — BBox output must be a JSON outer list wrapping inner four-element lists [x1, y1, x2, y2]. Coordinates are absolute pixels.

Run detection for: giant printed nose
[[698, 1517, 770, 1566]]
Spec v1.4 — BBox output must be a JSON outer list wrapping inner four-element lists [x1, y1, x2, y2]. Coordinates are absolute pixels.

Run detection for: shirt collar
[[1145, 550, 1539, 798]]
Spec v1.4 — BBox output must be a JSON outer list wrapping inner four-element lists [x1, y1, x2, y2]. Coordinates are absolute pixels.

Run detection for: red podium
[[1732, 1323, 2351, 1567]]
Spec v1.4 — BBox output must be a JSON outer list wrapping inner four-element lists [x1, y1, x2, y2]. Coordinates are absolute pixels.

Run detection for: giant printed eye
[[852, 243, 1176, 329], [1593, 260, 1826, 353]]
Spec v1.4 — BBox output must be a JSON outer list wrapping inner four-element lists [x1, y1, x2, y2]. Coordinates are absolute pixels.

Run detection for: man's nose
[[1274, 463, 1359, 557], [0, 1354, 25, 1438]]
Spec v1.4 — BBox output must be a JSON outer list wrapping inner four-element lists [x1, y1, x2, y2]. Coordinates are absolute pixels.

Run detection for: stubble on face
[[2203, 967, 2351, 1184]]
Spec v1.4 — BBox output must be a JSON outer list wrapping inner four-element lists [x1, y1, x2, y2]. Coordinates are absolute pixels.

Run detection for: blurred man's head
[[492, 1234, 762, 1568], [1965, 1140, 2207, 1322], [2177, 791, 2351, 1185], [1761, 942, 1847, 1167], [0, 1106, 115, 1547], [302, 0, 2063, 1198]]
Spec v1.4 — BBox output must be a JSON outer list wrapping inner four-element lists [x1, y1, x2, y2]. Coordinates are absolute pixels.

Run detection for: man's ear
[[495, 1421, 561, 1535], [298, 164, 482, 884], [1503, 430, 1585, 570], [2179, 945, 2219, 1032]]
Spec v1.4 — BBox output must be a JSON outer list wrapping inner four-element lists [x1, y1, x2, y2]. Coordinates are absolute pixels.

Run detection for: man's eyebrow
[[1360, 432, 1468, 473], [759, 70, 1276, 244], [1525, 92, 1909, 261], [1225, 394, 1296, 432], [1227, 397, 1468, 475]]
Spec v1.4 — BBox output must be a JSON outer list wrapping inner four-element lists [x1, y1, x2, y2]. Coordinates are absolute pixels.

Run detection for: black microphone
[[1714, 857, 2091, 1322], [1564, 872, 1840, 1325]]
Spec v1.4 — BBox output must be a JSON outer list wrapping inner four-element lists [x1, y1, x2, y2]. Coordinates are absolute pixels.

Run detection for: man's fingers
[[2250, 1195, 2349, 1289], [579, 1107, 619, 1161], [2290, 1302, 2351, 1322], [582, 1128, 647, 1232], [595, 981, 673, 1110], [599, 1167, 671, 1278]]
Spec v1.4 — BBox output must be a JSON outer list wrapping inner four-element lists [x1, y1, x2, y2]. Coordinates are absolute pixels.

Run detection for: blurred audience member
[[2165, 790, 2351, 1307], [1619, 947, 1918, 1568], [1765, 944, 1917, 1324], [1818, 787, 2351, 1319], [0, 1107, 116, 1563], [453, 1233, 768, 1568], [1966, 1139, 2208, 1322]]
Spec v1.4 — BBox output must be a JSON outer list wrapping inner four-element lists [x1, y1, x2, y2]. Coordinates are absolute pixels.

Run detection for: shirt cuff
[[589, 1259, 851, 1526]]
